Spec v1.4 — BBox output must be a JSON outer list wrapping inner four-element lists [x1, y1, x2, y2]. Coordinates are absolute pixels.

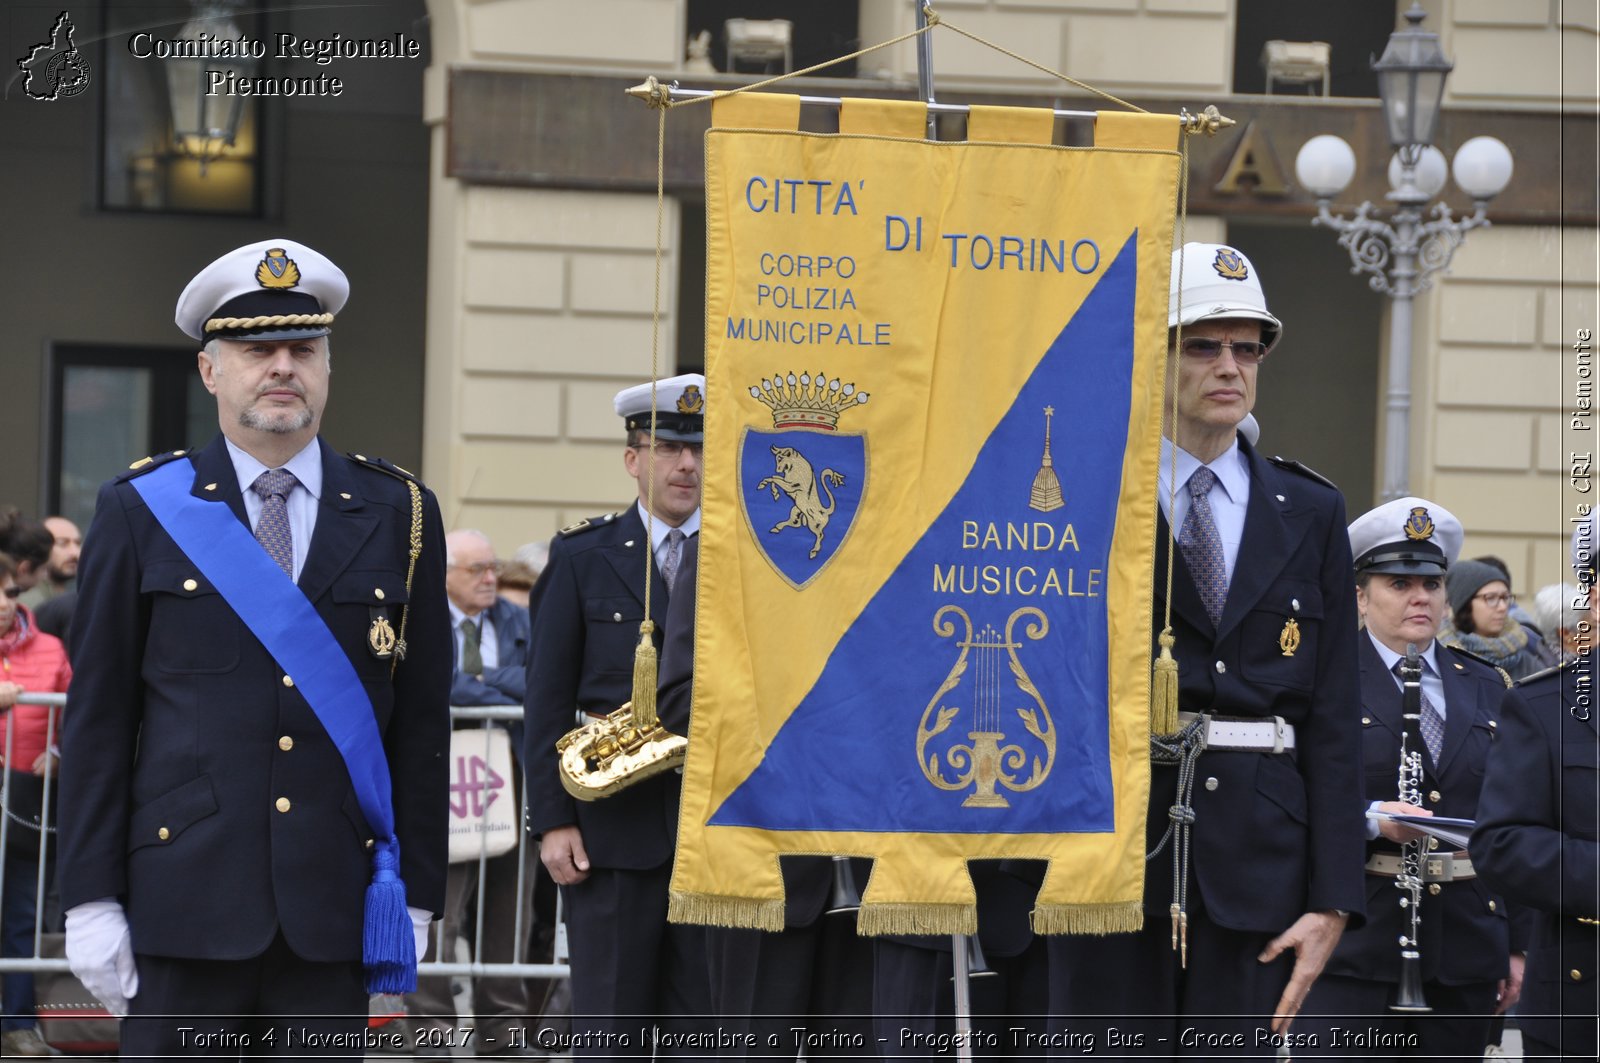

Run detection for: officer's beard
[[241, 405, 315, 434]]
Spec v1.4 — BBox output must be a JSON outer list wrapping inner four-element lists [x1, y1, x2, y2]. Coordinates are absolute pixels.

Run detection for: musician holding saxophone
[[522, 375, 714, 1059], [1298, 497, 1522, 1059]]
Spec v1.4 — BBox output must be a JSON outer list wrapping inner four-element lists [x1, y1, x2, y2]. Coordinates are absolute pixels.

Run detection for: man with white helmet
[[1472, 510, 1599, 1061], [1047, 243, 1365, 1053]]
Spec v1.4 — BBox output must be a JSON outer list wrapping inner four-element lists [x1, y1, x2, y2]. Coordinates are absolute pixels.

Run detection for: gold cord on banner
[[1151, 139, 1191, 737]]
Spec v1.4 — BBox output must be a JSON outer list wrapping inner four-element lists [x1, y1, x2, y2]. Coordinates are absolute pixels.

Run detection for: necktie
[[660, 528, 686, 592], [251, 469, 298, 578], [1179, 466, 1227, 626], [459, 618, 483, 676], [1394, 660, 1445, 765]]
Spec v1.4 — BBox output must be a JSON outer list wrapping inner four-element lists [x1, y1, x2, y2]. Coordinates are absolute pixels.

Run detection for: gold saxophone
[[556, 701, 687, 800]]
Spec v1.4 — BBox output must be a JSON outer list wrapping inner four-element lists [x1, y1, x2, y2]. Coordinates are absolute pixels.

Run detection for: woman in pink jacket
[[0, 551, 71, 1057]]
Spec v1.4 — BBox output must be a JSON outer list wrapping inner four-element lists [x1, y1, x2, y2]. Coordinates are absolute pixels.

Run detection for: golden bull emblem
[[916, 605, 1056, 808]]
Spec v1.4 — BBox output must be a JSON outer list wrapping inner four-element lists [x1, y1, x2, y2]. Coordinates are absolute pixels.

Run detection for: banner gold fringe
[[668, 892, 785, 931], [1031, 900, 1145, 936], [857, 902, 977, 937]]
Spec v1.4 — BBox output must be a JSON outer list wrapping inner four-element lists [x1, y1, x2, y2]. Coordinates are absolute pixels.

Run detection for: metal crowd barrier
[[0, 698, 572, 989]]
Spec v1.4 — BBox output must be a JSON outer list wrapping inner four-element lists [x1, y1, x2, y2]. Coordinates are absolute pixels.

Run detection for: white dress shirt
[[635, 501, 701, 575], [448, 601, 499, 672], [225, 436, 322, 583], [1157, 436, 1251, 587]]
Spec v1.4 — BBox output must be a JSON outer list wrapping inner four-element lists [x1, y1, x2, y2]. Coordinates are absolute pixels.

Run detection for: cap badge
[[677, 384, 704, 415], [1212, 248, 1248, 281], [1404, 506, 1435, 542], [256, 248, 301, 290]]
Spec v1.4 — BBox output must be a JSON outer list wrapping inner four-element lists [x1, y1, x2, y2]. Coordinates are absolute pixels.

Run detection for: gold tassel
[[1150, 627, 1180, 735], [856, 903, 977, 937], [631, 620, 659, 728], [668, 892, 785, 931], [1031, 901, 1144, 936]]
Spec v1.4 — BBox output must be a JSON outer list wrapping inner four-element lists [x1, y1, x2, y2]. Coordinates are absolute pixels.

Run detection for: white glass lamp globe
[[1295, 135, 1357, 199], [1452, 136, 1514, 200]]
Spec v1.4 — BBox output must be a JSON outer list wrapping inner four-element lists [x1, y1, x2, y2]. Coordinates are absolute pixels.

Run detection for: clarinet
[[1390, 642, 1432, 1013]]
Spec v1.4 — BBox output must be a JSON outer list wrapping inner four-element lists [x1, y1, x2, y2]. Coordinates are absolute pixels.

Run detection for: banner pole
[[915, 1, 937, 139]]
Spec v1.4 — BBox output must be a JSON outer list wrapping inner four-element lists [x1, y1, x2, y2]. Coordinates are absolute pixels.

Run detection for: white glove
[[408, 906, 434, 965], [64, 900, 138, 1017]]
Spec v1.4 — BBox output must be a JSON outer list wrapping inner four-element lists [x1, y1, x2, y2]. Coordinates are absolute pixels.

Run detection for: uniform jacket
[[1149, 439, 1366, 933], [1472, 654, 1599, 1054], [1322, 636, 1512, 985], [523, 505, 681, 870], [57, 435, 452, 964]]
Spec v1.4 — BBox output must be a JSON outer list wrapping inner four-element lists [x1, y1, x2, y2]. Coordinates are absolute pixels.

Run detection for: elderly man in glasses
[[1047, 243, 1364, 1056], [523, 374, 712, 1059], [399, 528, 536, 1055]]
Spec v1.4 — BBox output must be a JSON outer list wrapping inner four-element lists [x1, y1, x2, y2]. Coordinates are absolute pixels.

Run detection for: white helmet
[[1168, 242, 1283, 350]]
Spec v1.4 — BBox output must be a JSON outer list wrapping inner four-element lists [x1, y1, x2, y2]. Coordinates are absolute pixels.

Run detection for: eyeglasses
[[1179, 337, 1270, 365], [1, 586, 21, 600], [632, 440, 704, 460], [1473, 592, 1516, 608], [450, 561, 502, 578]]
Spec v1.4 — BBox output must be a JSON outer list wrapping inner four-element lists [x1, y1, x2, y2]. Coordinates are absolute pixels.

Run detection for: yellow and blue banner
[[671, 97, 1180, 935]]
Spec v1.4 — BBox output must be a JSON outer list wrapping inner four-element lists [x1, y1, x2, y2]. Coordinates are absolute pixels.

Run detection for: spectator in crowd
[[1440, 559, 1551, 681], [403, 529, 534, 1055], [18, 517, 81, 609], [0, 512, 51, 595], [0, 552, 72, 1058], [1472, 555, 1545, 641], [1531, 582, 1587, 666], [494, 541, 547, 610]]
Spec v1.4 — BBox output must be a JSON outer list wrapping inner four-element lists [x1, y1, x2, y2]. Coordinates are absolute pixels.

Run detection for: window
[[46, 345, 212, 530]]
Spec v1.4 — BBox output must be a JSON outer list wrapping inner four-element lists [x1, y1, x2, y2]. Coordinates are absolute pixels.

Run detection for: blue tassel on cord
[[363, 838, 415, 994]]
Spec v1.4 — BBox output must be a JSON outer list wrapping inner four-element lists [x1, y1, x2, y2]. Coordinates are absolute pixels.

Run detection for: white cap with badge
[[1348, 496, 1463, 577], [613, 373, 707, 442], [175, 238, 349, 342], [1169, 242, 1283, 351]]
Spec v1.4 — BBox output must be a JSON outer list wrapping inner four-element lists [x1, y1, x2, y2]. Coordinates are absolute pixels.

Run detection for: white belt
[[1178, 711, 1296, 753]]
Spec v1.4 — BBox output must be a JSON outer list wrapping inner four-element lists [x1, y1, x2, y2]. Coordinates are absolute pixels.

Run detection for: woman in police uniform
[[1298, 497, 1519, 1061]]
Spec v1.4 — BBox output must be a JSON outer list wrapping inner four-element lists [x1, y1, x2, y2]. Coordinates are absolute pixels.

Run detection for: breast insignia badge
[[1278, 617, 1302, 657]]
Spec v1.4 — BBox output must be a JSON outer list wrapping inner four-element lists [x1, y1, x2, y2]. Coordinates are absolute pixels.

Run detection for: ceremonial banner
[[671, 97, 1181, 935]]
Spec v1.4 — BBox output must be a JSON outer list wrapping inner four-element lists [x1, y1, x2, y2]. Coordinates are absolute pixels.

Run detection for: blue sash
[[131, 456, 416, 992]]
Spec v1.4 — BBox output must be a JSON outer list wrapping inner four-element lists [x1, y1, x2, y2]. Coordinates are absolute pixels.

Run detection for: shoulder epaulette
[[346, 452, 424, 487], [560, 512, 618, 537], [1517, 656, 1580, 687], [1267, 455, 1339, 491], [1445, 645, 1516, 686], [115, 448, 192, 482]]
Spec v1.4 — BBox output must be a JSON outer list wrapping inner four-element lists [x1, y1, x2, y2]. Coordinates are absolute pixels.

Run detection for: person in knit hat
[[1440, 559, 1551, 680]]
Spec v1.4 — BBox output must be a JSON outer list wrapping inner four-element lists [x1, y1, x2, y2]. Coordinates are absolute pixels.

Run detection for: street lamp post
[[1293, 3, 1513, 502]]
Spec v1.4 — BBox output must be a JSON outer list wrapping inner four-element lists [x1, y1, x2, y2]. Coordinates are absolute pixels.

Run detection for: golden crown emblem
[[748, 371, 869, 431], [1403, 506, 1435, 542]]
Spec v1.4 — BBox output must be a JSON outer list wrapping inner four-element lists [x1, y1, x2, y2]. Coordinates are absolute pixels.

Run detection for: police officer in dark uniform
[[1472, 512, 1600, 1061], [1298, 497, 1521, 1060], [1047, 243, 1365, 1056], [523, 374, 713, 1059], [57, 239, 451, 1056], [657, 536, 876, 1060]]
